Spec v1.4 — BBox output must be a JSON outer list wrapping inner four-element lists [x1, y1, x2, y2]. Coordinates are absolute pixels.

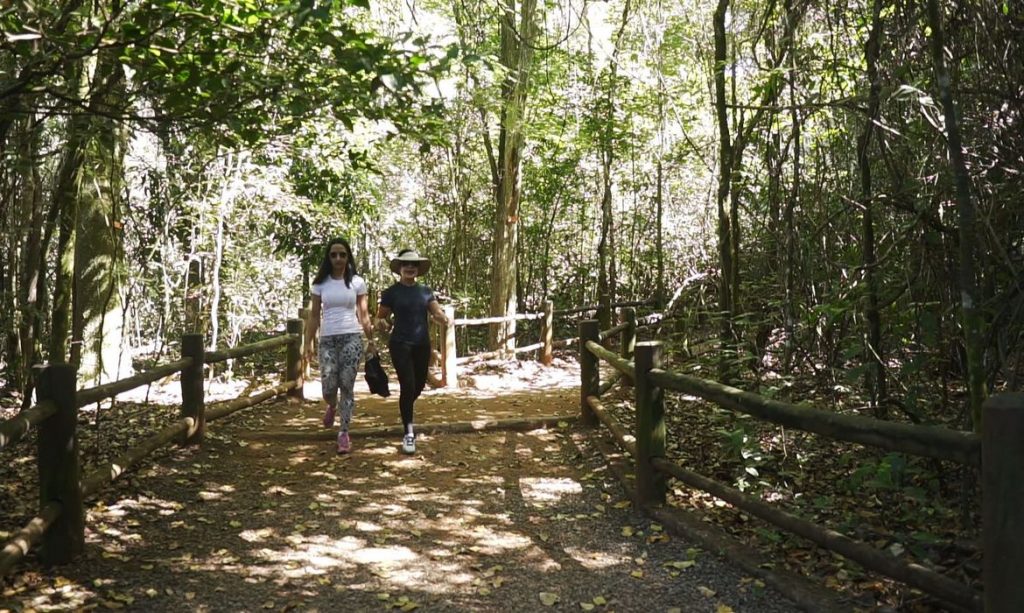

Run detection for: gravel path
[[2, 371, 804, 612]]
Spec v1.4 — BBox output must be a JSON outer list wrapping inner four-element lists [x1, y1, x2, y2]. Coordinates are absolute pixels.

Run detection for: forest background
[[2, 0, 1022, 607]]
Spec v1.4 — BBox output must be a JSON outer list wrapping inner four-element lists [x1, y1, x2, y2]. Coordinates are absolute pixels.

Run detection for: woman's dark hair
[[312, 237, 356, 287]]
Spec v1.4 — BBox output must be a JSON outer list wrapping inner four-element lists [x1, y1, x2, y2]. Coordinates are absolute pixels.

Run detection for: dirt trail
[[2, 361, 800, 612]]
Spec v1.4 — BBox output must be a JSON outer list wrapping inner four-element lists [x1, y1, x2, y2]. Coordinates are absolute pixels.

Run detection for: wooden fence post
[[635, 341, 666, 505], [540, 300, 553, 365], [443, 305, 457, 389], [983, 393, 1024, 612], [286, 318, 304, 400], [36, 364, 84, 564], [621, 307, 636, 359], [620, 307, 637, 388], [180, 334, 205, 445], [298, 307, 310, 378], [579, 319, 600, 426]]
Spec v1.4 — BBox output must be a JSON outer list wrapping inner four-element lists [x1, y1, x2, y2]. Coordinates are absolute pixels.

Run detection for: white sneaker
[[401, 434, 416, 455]]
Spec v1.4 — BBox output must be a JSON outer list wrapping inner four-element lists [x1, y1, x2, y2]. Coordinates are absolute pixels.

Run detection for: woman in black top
[[376, 249, 452, 454]]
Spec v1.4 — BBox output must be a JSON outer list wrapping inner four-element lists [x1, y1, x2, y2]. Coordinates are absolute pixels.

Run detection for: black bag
[[364, 353, 391, 397]]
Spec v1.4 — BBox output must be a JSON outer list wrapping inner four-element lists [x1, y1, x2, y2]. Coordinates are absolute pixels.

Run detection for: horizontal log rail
[[0, 501, 62, 578], [456, 341, 547, 365], [207, 380, 298, 422], [205, 333, 295, 363], [554, 298, 655, 316], [80, 417, 194, 499], [453, 312, 545, 326], [440, 301, 645, 385], [650, 456, 981, 611], [647, 369, 981, 466], [77, 359, 193, 407], [585, 340, 635, 382], [0, 318, 306, 579], [587, 395, 636, 456], [598, 321, 629, 341], [0, 400, 56, 451], [597, 370, 623, 396], [577, 331, 1008, 610]]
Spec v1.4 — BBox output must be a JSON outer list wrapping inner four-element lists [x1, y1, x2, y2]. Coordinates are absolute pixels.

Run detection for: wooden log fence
[[0, 319, 305, 578], [575, 320, 1009, 611], [442, 300, 645, 388]]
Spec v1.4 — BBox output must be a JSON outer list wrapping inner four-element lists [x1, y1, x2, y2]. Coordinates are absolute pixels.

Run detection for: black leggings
[[389, 341, 431, 432]]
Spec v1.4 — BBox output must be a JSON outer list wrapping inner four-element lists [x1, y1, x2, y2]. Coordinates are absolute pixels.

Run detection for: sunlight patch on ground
[[239, 527, 278, 542], [355, 520, 383, 533], [456, 475, 502, 487], [562, 546, 625, 570], [466, 525, 532, 553], [519, 477, 583, 503], [423, 357, 580, 399], [363, 444, 403, 456], [11, 581, 97, 611], [350, 545, 418, 565], [264, 485, 296, 496]]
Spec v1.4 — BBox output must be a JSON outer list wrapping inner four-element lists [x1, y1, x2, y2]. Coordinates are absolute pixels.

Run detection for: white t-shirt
[[311, 275, 368, 337]]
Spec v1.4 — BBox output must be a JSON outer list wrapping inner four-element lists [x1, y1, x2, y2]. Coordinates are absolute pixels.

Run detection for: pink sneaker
[[322, 404, 336, 428], [337, 431, 351, 454]]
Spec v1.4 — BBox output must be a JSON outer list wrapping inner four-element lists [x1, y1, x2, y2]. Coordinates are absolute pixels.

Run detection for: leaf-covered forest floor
[[597, 338, 981, 613], [2, 357, 802, 613], [1, 352, 977, 612]]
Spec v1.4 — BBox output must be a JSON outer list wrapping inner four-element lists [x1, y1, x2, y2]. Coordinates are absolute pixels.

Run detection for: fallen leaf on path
[[539, 592, 559, 606]]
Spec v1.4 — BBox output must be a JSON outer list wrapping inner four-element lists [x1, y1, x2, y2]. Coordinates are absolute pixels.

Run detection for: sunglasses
[[330, 252, 350, 259], [400, 262, 419, 268]]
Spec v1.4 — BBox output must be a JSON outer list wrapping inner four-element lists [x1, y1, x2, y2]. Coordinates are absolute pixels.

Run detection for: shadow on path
[[2, 369, 800, 612]]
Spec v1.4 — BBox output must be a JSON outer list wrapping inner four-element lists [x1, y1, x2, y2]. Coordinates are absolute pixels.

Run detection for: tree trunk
[[656, 159, 665, 309], [487, 0, 537, 353], [597, 150, 613, 331], [713, 0, 735, 381], [69, 48, 127, 383], [17, 114, 46, 397], [925, 0, 987, 431], [782, 0, 800, 374], [48, 114, 87, 364], [859, 0, 887, 417]]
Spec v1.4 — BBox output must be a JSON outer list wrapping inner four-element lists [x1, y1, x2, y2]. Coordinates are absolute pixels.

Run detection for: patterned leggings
[[318, 333, 363, 431]]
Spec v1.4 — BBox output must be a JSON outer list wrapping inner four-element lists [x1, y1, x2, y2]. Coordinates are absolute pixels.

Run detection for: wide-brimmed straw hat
[[389, 250, 431, 275]]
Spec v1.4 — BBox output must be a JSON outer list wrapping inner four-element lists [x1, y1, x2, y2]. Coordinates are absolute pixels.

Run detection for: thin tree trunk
[[783, 0, 800, 373], [48, 123, 86, 364], [656, 159, 665, 308], [713, 0, 735, 381], [925, 0, 986, 431], [18, 114, 45, 397], [859, 0, 887, 417]]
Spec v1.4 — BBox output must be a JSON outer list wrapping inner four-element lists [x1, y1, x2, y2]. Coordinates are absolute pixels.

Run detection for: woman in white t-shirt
[[303, 237, 374, 454]]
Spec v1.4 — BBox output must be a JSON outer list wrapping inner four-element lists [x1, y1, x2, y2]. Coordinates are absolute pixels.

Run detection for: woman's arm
[[428, 300, 453, 326], [375, 305, 393, 332], [356, 294, 373, 337], [304, 295, 322, 360]]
